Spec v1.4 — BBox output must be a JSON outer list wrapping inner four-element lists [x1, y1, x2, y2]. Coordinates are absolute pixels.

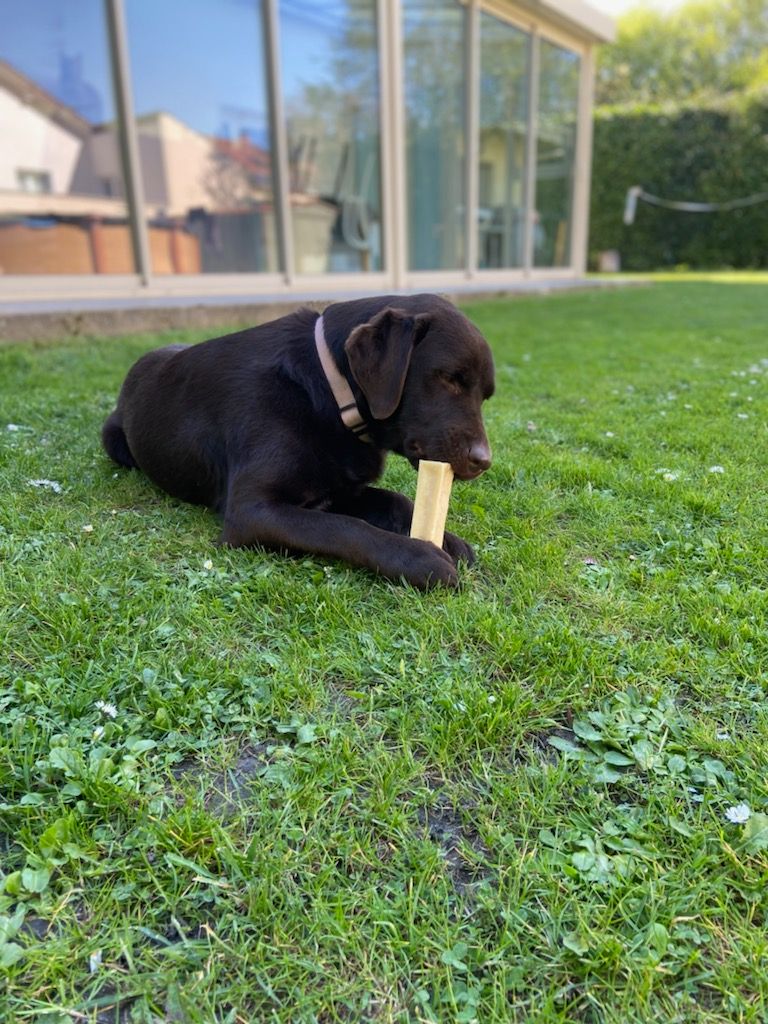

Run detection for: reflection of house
[[0, 60, 122, 206], [0, 60, 131, 274], [0, 62, 281, 274]]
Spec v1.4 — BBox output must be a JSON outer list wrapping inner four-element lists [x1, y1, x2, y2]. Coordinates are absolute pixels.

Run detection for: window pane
[[280, 0, 382, 274], [0, 0, 130, 274], [534, 40, 579, 268], [404, 0, 465, 271], [478, 12, 530, 270], [125, 0, 276, 275]]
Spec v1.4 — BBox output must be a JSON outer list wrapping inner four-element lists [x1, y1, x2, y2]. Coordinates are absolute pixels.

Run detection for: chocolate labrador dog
[[102, 293, 494, 588]]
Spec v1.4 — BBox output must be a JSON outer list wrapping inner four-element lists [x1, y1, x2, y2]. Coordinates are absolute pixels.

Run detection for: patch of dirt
[[324, 678, 369, 722], [416, 790, 493, 895], [202, 742, 274, 815], [529, 723, 578, 765], [170, 742, 274, 815]]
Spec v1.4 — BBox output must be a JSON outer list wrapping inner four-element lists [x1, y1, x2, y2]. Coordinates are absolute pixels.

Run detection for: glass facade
[[0, 1, 588, 285], [280, 0, 383, 274], [534, 39, 580, 268], [403, 0, 466, 271], [125, 0, 277, 274], [477, 11, 530, 269], [0, 0, 129, 274]]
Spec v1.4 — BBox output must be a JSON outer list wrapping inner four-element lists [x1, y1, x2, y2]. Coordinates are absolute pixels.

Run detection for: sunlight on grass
[[593, 270, 768, 284], [1, 282, 767, 1021]]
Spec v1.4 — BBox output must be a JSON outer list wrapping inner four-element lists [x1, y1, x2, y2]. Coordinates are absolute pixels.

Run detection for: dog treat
[[410, 460, 454, 547]]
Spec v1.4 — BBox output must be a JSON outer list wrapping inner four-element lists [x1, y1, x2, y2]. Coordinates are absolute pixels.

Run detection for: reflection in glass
[[404, 0, 465, 271], [477, 12, 530, 269], [125, 0, 276, 274], [0, 1, 129, 274], [280, 0, 382, 274], [534, 40, 580, 268]]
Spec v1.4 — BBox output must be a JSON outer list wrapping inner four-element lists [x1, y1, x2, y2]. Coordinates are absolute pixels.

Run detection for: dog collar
[[314, 314, 371, 443]]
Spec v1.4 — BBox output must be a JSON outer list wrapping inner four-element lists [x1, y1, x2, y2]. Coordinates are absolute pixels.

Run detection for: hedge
[[589, 93, 768, 270]]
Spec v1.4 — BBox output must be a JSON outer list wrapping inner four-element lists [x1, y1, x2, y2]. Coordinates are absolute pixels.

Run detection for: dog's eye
[[438, 371, 468, 394]]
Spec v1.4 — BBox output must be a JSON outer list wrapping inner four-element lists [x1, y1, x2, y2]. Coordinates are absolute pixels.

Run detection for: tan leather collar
[[314, 314, 371, 443]]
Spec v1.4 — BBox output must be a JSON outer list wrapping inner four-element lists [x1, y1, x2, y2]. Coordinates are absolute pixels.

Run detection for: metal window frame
[[105, 0, 150, 284], [0, 0, 600, 304]]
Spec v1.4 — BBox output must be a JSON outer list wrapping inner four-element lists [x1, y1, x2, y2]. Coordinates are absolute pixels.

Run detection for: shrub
[[589, 91, 768, 270]]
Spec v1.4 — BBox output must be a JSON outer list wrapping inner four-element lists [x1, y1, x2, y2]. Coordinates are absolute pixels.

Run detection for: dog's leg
[[220, 492, 459, 589], [330, 487, 475, 565]]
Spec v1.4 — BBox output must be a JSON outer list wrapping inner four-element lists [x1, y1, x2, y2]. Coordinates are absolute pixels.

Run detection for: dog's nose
[[468, 440, 492, 473]]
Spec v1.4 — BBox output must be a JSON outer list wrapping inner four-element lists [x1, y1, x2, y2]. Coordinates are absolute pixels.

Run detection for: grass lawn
[[1, 280, 768, 1023]]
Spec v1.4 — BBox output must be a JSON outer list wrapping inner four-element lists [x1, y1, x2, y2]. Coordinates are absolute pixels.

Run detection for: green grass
[[1, 280, 768, 1023], [593, 269, 768, 284]]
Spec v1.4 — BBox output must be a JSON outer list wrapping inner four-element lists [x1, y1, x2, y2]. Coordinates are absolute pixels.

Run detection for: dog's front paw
[[443, 530, 475, 566], [401, 539, 459, 589]]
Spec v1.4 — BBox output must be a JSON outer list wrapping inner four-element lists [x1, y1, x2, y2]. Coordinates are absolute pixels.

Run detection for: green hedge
[[589, 93, 768, 270]]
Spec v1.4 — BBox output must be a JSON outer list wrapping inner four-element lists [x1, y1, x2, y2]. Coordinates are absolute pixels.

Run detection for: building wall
[[0, 87, 83, 195]]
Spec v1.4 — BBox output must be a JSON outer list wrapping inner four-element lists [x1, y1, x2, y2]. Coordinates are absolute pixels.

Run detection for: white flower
[[29, 478, 62, 493], [605, 431, 615, 438], [82, 524, 94, 533], [6, 423, 21, 431], [487, 695, 497, 704], [663, 472, 679, 482], [684, 404, 693, 410], [203, 559, 214, 570], [724, 804, 751, 824], [737, 413, 749, 420], [708, 466, 725, 474], [95, 699, 118, 719]]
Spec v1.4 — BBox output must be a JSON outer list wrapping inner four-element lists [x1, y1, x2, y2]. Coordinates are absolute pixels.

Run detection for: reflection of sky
[[2, 0, 549, 141], [125, 0, 272, 140], [0, 0, 351, 142], [0, 0, 114, 121]]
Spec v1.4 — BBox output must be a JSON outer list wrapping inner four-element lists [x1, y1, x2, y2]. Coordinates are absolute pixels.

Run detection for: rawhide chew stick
[[410, 460, 454, 547]]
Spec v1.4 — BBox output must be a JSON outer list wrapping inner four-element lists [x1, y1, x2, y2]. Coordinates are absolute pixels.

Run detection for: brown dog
[[102, 293, 494, 588]]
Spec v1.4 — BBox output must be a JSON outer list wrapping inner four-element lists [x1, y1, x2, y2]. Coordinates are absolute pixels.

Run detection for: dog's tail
[[102, 411, 137, 468]]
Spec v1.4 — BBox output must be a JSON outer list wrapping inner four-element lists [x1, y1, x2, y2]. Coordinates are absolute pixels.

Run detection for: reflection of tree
[[280, 0, 381, 268], [479, 21, 529, 130], [478, 13, 530, 267], [535, 42, 580, 266], [402, 0, 466, 269], [282, 1, 379, 203], [202, 134, 271, 209]]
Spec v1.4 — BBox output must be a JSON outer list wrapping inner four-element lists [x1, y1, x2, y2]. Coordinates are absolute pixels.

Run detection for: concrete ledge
[[0, 277, 650, 344]]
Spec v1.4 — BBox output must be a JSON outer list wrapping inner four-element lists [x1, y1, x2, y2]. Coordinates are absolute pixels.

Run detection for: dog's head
[[344, 299, 495, 480]]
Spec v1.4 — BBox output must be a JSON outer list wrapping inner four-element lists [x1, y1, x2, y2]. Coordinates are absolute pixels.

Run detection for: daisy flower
[[724, 804, 751, 824]]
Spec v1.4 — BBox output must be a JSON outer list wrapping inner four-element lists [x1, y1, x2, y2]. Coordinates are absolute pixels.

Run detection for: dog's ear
[[344, 308, 430, 419]]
